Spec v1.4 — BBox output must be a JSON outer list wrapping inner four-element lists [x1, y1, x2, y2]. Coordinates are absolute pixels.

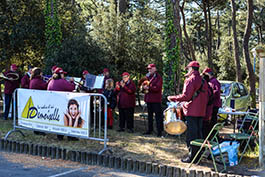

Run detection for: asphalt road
[[0, 151, 158, 177]]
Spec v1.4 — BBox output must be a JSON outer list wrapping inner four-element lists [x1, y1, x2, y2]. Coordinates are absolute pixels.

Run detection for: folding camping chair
[[229, 112, 259, 163], [188, 123, 226, 173]]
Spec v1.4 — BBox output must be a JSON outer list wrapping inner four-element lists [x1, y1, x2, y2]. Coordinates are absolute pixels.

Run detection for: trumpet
[[0, 72, 19, 81]]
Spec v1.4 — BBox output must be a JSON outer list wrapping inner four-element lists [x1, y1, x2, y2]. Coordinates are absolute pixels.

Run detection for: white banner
[[17, 89, 92, 138]]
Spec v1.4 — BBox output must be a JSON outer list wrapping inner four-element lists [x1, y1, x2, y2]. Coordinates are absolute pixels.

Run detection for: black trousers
[[210, 107, 219, 127], [4, 94, 13, 119], [202, 120, 211, 139], [119, 108, 134, 129], [186, 116, 203, 158], [186, 116, 203, 147], [147, 102, 163, 134]]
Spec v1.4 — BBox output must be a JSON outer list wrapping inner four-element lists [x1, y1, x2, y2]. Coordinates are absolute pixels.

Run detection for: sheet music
[[85, 74, 104, 89], [93, 76, 104, 89]]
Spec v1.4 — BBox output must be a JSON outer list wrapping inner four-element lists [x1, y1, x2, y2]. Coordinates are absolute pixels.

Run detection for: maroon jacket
[[170, 70, 208, 117], [144, 72, 163, 103], [47, 79, 75, 92], [29, 76, 48, 90], [4, 70, 20, 94], [209, 77, 222, 108], [204, 82, 214, 121], [115, 80, 136, 109], [21, 73, 30, 88]]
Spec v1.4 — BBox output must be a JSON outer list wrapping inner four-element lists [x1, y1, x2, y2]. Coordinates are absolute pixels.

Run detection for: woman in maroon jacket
[[115, 72, 136, 133], [29, 67, 47, 136], [29, 67, 47, 90], [47, 67, 76, 141]]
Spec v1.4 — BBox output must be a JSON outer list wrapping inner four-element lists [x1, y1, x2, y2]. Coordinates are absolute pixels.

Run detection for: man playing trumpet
[[142, 64, 163, 137], [3, 64, 20, 120]]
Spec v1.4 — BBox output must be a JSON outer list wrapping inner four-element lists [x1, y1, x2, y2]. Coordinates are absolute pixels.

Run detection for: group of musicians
[[2, 61, 221, 164]]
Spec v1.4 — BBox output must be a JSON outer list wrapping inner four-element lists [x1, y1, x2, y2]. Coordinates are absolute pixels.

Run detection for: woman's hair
[[67, 99, 83, 127], [105, 78, 114, 90], [30, 67, 42, 80], [52, 73, 62, 80], [68, 99, 79, 109]]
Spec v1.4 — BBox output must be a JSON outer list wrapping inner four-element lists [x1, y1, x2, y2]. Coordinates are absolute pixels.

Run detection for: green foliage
[[0, 1, 45, 71], [163, 0, 180, 97], [44, 0, 62, 73], [89, 0, 163, 80]]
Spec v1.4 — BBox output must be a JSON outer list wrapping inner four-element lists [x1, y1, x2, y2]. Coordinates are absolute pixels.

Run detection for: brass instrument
[[0, 72, 19, 81], [164, 102, 187, 135], [138, 76, 150, 94]]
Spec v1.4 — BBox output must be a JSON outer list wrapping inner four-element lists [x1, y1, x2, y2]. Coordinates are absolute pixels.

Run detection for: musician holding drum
[[3, 64, 20, 120], [167, 61, 208, 163], [142, 64, 163, 137]]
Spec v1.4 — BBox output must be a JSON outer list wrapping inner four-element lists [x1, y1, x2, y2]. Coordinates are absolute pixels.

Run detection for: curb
[[0, 139, 244, 177]]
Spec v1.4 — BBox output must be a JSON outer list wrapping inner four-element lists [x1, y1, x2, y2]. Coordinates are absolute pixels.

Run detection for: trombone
[[0, 72, 19, 81]]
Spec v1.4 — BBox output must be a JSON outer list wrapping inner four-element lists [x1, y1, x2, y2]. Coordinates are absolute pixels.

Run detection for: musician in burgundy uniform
[[3, 64, 20, 120], [143, 64, 163, 137], [21, 66, 32, 88], [168, 61, 208, 163], [47, 67, 76, 141], [115, 72, 136, 133]]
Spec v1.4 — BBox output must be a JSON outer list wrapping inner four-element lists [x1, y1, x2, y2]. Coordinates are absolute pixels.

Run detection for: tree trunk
[[243, 0, 256, 108], [118, 0, 127, 14], [231, 0, 242, 82], [180, 0, 196, 61], [207, 2, 213, 68], [203, 0, 211, 67], [216, 10, 221, 50], [173, 0, 182, 93]]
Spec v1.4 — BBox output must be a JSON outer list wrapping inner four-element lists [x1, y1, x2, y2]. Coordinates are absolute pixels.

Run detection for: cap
[[51, 65, 57, 71], [202, 67, 213, 74], [11, 64, 18, 70], [82, 70, 89, 75], [103, 68, 109, 73], [122, 72, 130, 77], [186, 61, 200, 68], [147, 64, 156, 69], [54, 67, 67, 74]]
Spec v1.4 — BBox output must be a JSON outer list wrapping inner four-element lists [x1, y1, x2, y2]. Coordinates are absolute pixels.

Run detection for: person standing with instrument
[[167, 61, 208, 163], [29, 67, 48, 90], [143, 64, 163, 137], [47, 67, 76, 141], [115, 72, 136, 133], [21, 65, 33, 88], [3, 64, 20, 120]]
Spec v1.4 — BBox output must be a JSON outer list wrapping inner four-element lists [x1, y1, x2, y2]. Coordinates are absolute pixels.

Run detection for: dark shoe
[[181, 156, 192, 163], [157, 132, 163, 137], [67, 136, 79, 141], [128, 129, 134, 133], [143, 131, 152, 135], [117, 128, 125, 132], [108, 125, 113, 129], [57, 135, 64, 141]]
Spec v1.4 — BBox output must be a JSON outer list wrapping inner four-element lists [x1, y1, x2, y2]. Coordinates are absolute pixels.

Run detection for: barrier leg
[[4, 129, 25, 141]]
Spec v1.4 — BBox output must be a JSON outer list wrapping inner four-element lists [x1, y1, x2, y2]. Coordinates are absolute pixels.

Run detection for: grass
[[0, 107, 260, 175]]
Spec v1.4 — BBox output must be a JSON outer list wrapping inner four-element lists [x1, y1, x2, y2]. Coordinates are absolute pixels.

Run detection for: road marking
[[48, 167, 87, 177]]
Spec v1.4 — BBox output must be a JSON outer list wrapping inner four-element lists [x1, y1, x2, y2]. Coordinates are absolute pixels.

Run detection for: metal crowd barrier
[[4, 89, 111, 155]]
